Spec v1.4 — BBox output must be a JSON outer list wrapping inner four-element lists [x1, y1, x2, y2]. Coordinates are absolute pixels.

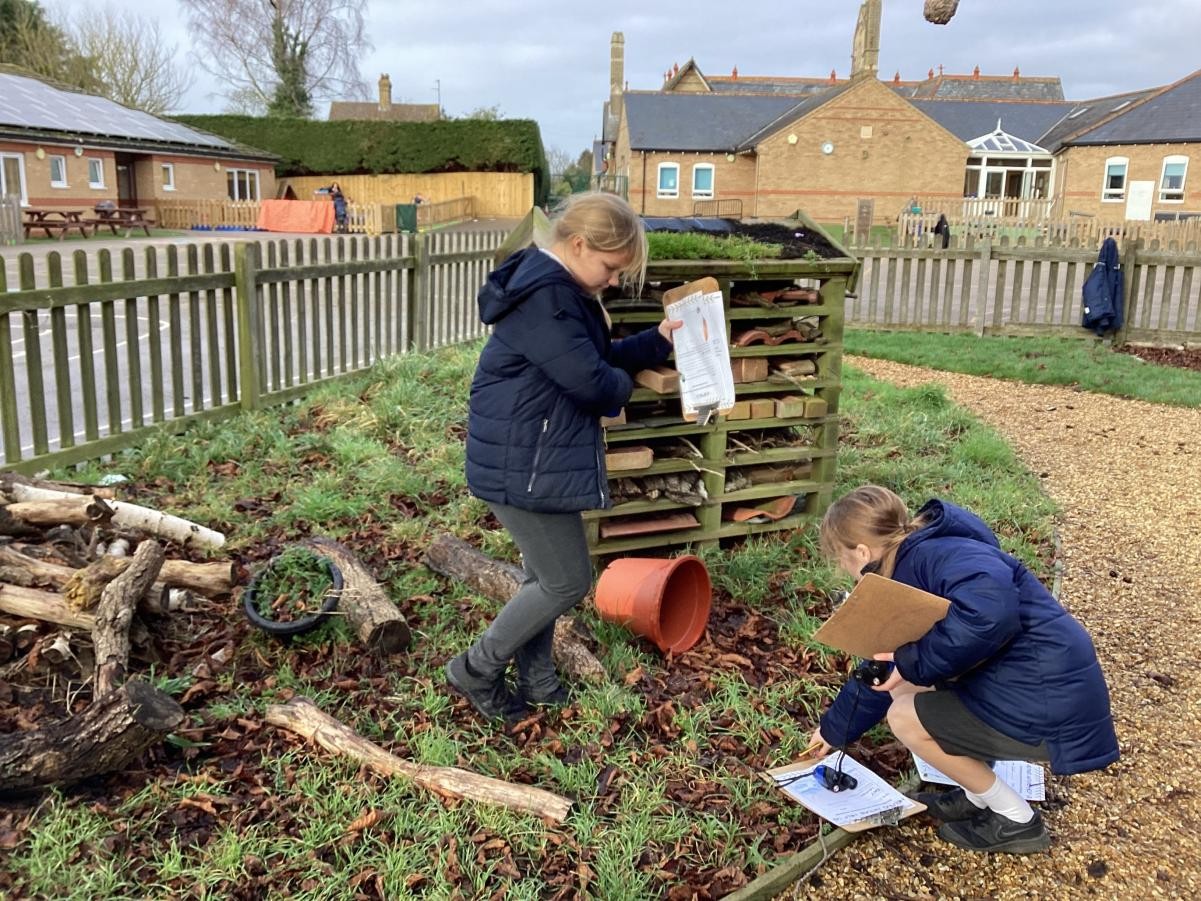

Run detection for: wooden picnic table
[[88, 206, 154, 238], [23, 209, 94, 240]]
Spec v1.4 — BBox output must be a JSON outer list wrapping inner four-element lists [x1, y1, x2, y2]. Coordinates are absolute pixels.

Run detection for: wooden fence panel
[[848, 234, 1201, 344]]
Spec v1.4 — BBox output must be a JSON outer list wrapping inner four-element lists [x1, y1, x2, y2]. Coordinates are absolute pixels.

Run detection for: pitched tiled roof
[[707, 77, 844, 97], [328, 102, 441, 122], [1037, 88, 1163, 152], [904, 74, 1064, 102], [912, 100, 1073, 145], [1066, 70, 1201, 145], [623, 92, 823, 152]]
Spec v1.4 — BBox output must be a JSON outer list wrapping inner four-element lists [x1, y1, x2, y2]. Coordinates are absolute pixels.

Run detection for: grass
[[845, 329, 1201, 408], [3, 344, 1057, 898]]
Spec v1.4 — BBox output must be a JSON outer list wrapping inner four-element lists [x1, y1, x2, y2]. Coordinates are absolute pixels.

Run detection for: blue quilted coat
[[465, 247, 671, 513], [819, 500, 1119, 775]]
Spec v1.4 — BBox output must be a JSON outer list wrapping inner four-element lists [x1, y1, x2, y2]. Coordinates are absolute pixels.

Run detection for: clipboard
[[763, 753, 925, 831], [661, 277, 735, 424], [812, 573, 950, 659]]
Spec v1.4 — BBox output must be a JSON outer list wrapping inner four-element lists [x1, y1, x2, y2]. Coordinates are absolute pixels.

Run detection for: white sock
[[971, 775, 1035, 823]]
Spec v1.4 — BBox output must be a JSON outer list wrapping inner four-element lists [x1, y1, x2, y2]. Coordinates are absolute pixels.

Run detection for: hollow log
[[265, 696, 572, 822], [304, 537, 411, 653], [0, 678, 184, 796], [424, 534, 607, 684], [0, 496, 114, 532], [9, 484, 224, 550], [0, 583, 97, 630], [93, 540, 163, 696], [923, 0, 959, 24]]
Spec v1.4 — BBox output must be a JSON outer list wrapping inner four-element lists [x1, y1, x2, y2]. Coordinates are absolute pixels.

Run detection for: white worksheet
[[913, 754, 1046, 801], [768, 753, 913, 828], [666, 288, 736, 418]]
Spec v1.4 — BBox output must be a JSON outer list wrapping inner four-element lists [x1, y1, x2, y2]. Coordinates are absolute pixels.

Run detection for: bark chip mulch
[[815, 357, 1201, 899]]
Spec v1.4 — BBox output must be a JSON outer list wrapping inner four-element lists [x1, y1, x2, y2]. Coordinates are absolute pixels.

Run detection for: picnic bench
[[87, 205, 154, 238], [23, 209, 94, 240]]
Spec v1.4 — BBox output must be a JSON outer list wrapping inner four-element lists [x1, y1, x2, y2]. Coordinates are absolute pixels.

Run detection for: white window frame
[[161, 162, 175, 192], [49, 154, 68, 188], [0, 152, 28, 205], [1159, 155, 1188, 203], [1101, 156, 1128, 202], [87, 157, 105, 189], [226, 167, 260, 201], [691, 163, 715, 199], [656, 162, 679, 199]]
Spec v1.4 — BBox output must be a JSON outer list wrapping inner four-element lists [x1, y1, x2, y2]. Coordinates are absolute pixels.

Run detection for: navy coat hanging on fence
[[1081, 237, 1123, 336]]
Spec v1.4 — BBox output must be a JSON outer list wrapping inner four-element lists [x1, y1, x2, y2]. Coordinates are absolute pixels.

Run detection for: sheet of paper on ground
[[913, 754, 1046, 801], [812, 573, 950, 658], [662, 277, 735, 419], [765, 752, 922, 829]]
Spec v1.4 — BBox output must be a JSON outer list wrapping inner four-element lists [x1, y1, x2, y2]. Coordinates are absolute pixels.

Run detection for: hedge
[[174, 115, 549, 205]]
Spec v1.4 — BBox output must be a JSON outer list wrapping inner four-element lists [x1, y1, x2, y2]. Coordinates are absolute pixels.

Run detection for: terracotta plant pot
[[594, 555, 711, 653]]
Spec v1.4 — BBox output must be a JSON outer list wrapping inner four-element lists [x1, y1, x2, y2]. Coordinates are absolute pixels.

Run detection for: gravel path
[[816, 357, 1201, 899]]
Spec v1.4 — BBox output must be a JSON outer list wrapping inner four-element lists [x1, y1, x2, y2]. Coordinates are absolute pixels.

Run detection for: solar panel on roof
[[0, 72, 234, 150]]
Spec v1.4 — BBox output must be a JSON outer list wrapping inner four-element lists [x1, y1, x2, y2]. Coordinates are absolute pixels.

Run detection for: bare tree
[[180, 0, 370, 116], [61, 6, 187, 114]]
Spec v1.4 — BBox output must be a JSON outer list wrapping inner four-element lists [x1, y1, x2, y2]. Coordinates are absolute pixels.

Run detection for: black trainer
[[519, 680, 570, 707], [915, 787, 986, 822], [445, 653, 529, 723], [938, 808, 1051, 854]]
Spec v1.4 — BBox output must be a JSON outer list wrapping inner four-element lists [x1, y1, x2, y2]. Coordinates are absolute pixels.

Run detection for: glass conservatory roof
[[968, 121, 1050, 155]]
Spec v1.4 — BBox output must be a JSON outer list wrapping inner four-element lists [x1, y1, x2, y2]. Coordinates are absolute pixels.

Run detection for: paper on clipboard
[[812, 573, 950, 659], [764, 752, 925, 830], [661, 277, 736, 421], [913, 754, 1046, 801]]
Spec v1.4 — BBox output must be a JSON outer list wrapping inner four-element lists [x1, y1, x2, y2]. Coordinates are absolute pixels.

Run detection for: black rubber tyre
[[242, 551, 343, 637]]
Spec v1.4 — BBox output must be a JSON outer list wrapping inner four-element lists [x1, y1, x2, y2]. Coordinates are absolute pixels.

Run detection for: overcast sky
[[48, 0, 1201, 158]]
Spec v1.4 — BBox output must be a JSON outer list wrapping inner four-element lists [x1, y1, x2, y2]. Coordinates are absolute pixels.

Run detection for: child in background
[[446, 192, 682, 722], [810, 485, 1118, 854]]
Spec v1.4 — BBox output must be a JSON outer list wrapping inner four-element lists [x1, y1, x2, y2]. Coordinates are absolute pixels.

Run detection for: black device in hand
[[814, 764, 857, 792], [852, 658, 894, 687]]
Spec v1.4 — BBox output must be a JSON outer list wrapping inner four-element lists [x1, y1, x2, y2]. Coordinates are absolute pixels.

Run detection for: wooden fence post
[[406, 232, 431, 352], [234, 242, 263, 411], [974, 239, 992, 337]]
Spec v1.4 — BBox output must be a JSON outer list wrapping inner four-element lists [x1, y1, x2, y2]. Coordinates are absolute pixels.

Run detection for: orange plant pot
[[594, 555, 711, 654]]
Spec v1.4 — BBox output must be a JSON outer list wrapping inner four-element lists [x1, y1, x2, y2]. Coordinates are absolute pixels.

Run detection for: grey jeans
[[465, 502, 593, 692]]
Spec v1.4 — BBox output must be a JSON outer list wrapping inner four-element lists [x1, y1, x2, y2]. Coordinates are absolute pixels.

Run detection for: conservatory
[[960, 123, 1055, 219]]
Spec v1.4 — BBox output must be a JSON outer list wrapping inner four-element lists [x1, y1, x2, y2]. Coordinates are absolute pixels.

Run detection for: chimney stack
[[609, 33, 624, 120], [378, 74, 392, 111]]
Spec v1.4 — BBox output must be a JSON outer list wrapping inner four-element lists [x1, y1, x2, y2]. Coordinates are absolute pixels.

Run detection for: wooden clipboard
[[812, 573, 950, 659], [661, 277, 735, 422], [763, 754, 925, 832]]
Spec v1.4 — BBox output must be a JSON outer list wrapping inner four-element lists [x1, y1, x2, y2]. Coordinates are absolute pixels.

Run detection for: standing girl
[[447, 192, 681, 722], [811, 485, 1118, 853]]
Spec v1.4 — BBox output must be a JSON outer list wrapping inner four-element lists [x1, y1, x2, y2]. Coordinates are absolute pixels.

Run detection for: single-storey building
[[599, 1, 1199, 224], [0, 67, 277, 215]]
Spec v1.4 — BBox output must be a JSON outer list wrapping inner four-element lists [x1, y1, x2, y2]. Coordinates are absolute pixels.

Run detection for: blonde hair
[[819, 485, 929, 578], [550, 192, 648, 292]]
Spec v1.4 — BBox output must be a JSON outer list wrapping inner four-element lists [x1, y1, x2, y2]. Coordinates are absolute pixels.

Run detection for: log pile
[[0, 473, 229, 796]]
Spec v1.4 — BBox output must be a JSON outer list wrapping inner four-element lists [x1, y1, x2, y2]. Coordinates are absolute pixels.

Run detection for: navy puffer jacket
[[465, 247, 672, 513], [819, 499, 1119, 776]]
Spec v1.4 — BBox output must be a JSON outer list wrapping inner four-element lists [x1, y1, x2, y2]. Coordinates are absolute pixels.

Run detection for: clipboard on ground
[[812, 573, 950, 659], [763, 752, 925, 831], [660, 277, 735, 422]]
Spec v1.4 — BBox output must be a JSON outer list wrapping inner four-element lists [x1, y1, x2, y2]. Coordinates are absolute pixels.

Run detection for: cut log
[[0, 678, 184, 796], [0, 472, 117, 501], [265, 696, 572, 822], [423, 534, 607, 684], [37, 632, 75, 668], [93, 540, 163, 696], [0, 546, 230, 610], [1, 583, 96, 630], [304, 537, 411, 653], [0, 496, 114, 532], [9, 484, 224, 549]]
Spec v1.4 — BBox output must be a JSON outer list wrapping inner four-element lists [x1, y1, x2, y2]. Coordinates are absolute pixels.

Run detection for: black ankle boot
[[445, 653, 528, 723]]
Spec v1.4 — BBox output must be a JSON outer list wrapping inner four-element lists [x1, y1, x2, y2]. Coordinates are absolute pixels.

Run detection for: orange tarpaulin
[[256, 199, 335, 234]]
